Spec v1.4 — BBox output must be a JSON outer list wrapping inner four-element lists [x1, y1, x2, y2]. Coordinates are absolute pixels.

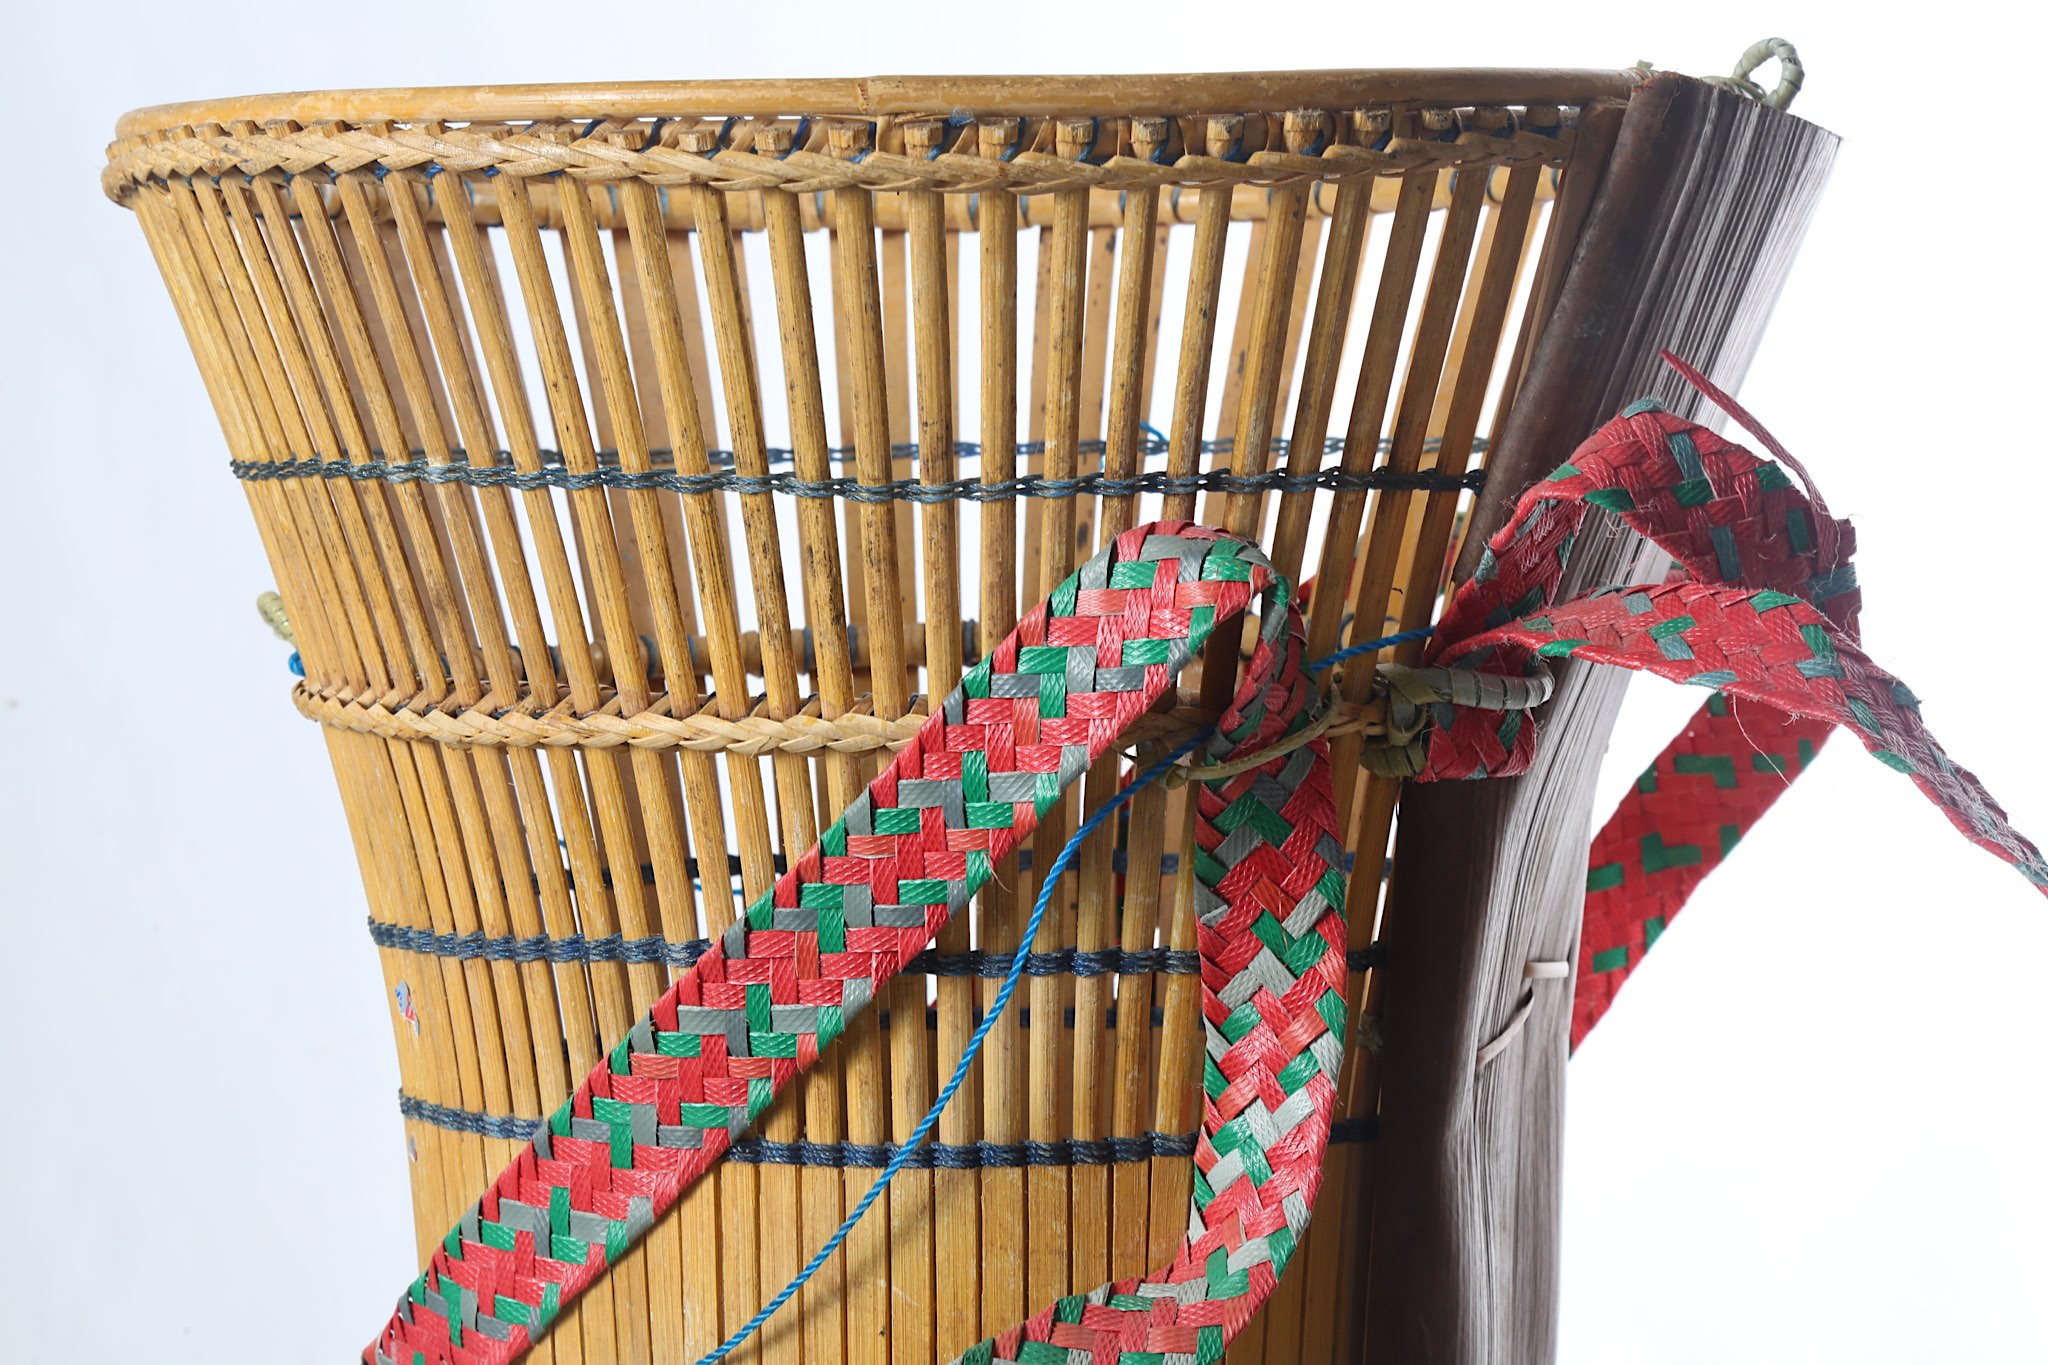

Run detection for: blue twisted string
[[695, 625, 1427, 1365], [1306, 623, 1434, 675]]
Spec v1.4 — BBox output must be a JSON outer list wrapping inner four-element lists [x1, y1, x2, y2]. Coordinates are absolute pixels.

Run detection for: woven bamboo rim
[[112, 69, 1639, 138], [103, 69, 1643, 208], [103, 117, 1569, 204]]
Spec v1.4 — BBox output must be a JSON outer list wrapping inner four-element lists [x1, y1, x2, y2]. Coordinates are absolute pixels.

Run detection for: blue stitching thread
[[1306, 624, 1436, 674]]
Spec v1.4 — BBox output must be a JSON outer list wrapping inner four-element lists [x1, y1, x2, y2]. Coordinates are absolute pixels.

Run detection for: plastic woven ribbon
[[372, 524, 1349, 1365], [1403, 357, 2046, 1043]]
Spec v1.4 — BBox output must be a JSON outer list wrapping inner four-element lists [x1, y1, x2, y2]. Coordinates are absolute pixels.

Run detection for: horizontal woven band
[[290, 681, 1388, 756], [397, 1093, 1378, 1164], [229, 433, 1468, 476], [368, 917, 1383, 977], [228, 449, 1485, 504]]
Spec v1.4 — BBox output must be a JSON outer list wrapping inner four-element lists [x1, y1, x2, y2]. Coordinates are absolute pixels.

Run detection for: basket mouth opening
[[112, 67, 1639, 141]]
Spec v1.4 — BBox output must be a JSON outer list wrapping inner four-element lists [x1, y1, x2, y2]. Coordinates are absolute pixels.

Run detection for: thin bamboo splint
[[104, 67, 1832, 1365]]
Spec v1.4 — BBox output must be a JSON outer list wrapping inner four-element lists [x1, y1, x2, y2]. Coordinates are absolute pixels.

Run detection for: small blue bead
[[288, 651, 304, 677]]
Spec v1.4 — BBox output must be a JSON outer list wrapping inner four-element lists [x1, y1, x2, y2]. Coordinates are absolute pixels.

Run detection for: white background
[[4, 3, 2045, 1360]]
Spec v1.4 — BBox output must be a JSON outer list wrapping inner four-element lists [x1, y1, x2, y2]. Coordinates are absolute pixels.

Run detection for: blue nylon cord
[[691, 626, 1429, 1365], [1306, 624, 1433, 674]]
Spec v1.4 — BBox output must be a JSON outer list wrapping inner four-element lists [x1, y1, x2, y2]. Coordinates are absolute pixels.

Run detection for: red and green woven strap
[[1573, 695, 1838, 1045], [372, 523, 1349, 1365], [1414, 358, 2046, 1044]]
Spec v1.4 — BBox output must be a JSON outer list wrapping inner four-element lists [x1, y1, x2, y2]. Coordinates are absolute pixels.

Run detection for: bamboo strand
[[758, 153, 861, 1365], [830, 118, 911, 1365], [1267, 159, 1377, 591], [1160, 120, 1242, 523], [385, 171, 600, 1140], [685, 136, 836, 1363], [902, 118, 977, 1365], [972, 114, 1029, 1344], [880, 221, 920, 638], [1082, 122, 1166, 1299], [139, 176, 478, 1252], [332, 179, 563, 1210], [174, 173, 398, 697], [1302, 168, 1437, 665], [197, 174, 531, 1268]]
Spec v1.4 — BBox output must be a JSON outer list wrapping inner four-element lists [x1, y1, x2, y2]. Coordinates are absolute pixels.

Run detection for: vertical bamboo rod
[[1397, 168, 1543, 628], [904, 118, 976, 1364], [1199, 212, 1266, 533], [829, 117, 911, 1365], [1302, 169, 1437, 665], [1219, 159, 1316, 535], [1019, 219, 1056, 607], [758, 152, 863, 1365], [1026, 125, 1094, 1312], [1161, 119, 1241, 523], [1070, 114, 1163, 1302], [1070, 221, 1118, 564], [410, 176, 611, 1158], [1268, 161, 1376, 590], [687, 127, 840, 1364], [348, 181, 581, 1195], [830, 192, 875, 711], [205, 171, 547, 1270], [177, 174, 399, 699], [880, 219, 920, 636], [973, 115, 1028, 1344]]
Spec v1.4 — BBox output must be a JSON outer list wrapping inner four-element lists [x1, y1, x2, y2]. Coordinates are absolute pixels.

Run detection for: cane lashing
[[370, 523, 1349, 1365]]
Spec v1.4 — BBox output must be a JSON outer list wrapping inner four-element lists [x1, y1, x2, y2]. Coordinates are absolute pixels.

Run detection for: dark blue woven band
[[230, 436, 1484, 505], [368, 917, 1382, 976], [395, 1093, 1378, 1163]]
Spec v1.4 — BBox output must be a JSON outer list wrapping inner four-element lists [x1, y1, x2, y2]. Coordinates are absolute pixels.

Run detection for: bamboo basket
[[103, 66, 1835, 1365]]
